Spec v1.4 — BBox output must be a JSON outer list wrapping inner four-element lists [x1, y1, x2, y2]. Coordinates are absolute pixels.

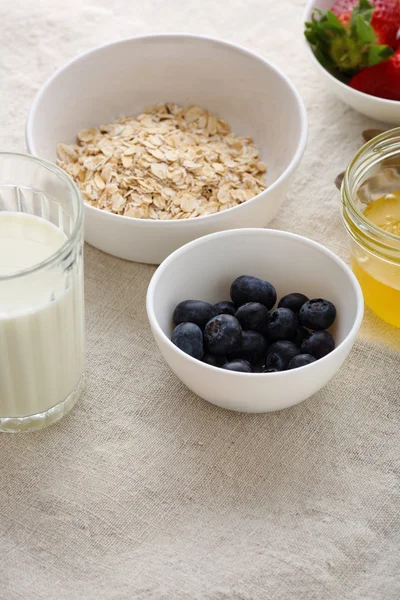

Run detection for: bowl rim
[[303, 0, 400, 107], [146, 227, 364, 377], [25, 32, 308, 227]]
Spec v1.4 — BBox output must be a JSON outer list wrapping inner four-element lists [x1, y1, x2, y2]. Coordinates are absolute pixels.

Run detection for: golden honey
[[351, 192, 400, 328], [352, 260, 400, 327], [341, 129, 400, 330], [364, 192, 400, 236], [349, 193, 400, 327]]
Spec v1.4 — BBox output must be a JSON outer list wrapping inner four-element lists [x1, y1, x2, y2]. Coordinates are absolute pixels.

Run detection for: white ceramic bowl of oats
[[26, 34, 308, 264]]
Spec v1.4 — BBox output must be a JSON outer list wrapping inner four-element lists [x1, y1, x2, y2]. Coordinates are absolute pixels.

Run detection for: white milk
[[0, 212, 84, 418]]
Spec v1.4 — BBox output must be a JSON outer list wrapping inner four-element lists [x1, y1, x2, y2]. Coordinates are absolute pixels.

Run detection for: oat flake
[[56, 104, 267, 219]]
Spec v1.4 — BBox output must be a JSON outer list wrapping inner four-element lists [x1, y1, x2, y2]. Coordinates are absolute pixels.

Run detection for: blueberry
[[265, 340, 299, 370], [230, 275, 276, 310], [300, 330, 335, 359], [262, 367, 280, 373], [299, 299, 336, 330], [173, 300, 216, 329], [214, 301, 236, 316], [290, 326, 310, 347], [287, 354, 317, 370], [235, 302, 269, 334], [171, 323, 203, 359], [222, 359, 253, 373], [278, 293, 309, 313], [263, 353, 286, 371], [202, 352, 226, 367], [204, 314, 242, 356], [229, 330, 267, 365], [265, 308, 298, 342]]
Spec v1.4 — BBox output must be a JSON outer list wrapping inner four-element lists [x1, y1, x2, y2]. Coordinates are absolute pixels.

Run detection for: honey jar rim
[[342, 128, 400, 259]]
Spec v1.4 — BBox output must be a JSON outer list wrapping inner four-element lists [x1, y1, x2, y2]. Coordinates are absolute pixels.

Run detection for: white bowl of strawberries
[[304, 0, 400, 124]]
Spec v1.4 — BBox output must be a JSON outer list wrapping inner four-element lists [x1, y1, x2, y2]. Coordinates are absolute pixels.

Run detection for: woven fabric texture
[[0, 0, 399, 598]]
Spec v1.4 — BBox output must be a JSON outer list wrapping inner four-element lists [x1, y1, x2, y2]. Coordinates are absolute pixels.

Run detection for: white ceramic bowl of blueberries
[[147, 228, 364, 412]]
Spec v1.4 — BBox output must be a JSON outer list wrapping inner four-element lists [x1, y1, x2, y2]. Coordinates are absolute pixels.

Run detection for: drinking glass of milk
[[0, 153, 85, 432]]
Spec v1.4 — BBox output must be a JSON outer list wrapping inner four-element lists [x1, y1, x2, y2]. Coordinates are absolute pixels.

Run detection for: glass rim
[[342, 127, 400, 248], [0, 152, 83, 282]]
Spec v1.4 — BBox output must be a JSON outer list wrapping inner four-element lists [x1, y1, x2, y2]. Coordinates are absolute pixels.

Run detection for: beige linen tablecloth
[[1, 0, 399, 598]]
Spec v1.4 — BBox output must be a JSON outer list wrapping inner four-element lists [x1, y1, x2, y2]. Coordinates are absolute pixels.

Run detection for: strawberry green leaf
[[314, 45, 336, 70], [368, 45, 394, 66], [305, 10, 345, 46], [354, 14, 376, 43], [305, 24, 329, 45], [351, 0, 375, 28], [330, 36, 366, 71], [303, 4, 385, 75], [325, 10, 347, 33]]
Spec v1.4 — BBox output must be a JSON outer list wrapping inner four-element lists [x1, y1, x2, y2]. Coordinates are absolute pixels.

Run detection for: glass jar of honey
[[341, 128, 400, 329]]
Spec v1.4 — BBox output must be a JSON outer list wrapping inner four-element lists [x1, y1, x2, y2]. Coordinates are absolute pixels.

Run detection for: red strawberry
[[305, 0, 400, 74], [349, 46, 400, 99], [338, 11, 353, 27], [332, 0, 400, 48], [331, 0, 358, 16]]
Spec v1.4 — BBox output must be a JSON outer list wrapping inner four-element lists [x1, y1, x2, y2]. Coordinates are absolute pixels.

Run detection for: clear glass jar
[[0, 153, 84, 432], [341, 128, 400, 329]]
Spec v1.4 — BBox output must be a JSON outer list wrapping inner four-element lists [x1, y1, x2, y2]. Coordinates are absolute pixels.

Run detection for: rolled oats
[[56, 104, 267, 220]]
